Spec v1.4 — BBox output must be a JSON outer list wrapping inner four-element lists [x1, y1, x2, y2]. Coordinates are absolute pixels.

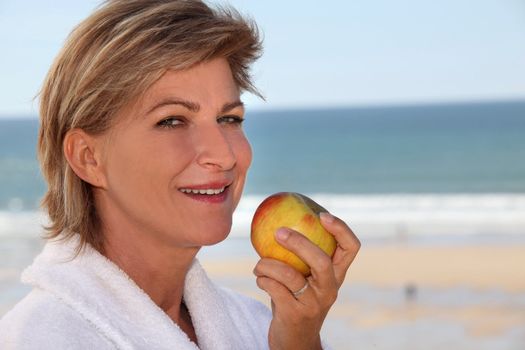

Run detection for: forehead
[[141, 58, 240, 109]]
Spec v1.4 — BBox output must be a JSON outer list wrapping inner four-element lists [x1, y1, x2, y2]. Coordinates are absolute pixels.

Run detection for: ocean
[[2, 100, 524, 240], [2, 101, 525, 348]]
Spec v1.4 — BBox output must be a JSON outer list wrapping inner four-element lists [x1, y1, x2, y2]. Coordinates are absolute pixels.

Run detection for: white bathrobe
[[0, 238, 273, 349]]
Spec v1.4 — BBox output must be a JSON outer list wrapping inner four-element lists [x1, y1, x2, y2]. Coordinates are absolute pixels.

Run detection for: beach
[[203, 239, 525, 292], [2, 203, 525, 349], [1, 231, 525, 349], [2, 104, 525, 348], [200, 238, 525, 349]]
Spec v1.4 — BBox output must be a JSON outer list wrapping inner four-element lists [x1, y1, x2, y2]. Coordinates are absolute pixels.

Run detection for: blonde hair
[[38, 0, 262, 252]]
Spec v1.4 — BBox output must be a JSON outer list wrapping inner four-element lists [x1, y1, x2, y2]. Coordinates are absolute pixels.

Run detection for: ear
[[63, 128, 107, 188]]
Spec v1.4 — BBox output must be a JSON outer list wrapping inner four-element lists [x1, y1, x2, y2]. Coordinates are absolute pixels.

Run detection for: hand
[[253, 212, 360, 350]]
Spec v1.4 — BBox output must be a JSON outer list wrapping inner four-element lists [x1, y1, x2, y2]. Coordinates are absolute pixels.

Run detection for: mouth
[[179, 187, 227, 195], [178, 182, 231, 204]]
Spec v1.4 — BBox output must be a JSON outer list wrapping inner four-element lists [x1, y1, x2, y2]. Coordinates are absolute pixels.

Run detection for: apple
[[250, 192, 337, 276]]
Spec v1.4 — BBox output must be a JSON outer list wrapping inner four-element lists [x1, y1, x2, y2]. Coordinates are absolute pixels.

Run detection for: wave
[[231, 193, 525, 238], [0, 211, 48, 237], [2, 193, 524, 238]]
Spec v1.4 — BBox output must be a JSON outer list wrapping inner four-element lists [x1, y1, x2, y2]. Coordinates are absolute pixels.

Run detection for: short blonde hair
[[38, 0, 262, 252]]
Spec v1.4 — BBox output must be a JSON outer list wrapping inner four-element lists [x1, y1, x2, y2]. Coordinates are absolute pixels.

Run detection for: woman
[[0, 1, 360, 349]]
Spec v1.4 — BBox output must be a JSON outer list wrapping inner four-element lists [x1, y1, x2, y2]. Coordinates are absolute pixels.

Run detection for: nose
[[194, 124, 236, 171]]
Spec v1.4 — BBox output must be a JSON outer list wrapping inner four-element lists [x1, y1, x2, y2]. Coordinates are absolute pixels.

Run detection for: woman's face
[[96, 58, 252, 248]]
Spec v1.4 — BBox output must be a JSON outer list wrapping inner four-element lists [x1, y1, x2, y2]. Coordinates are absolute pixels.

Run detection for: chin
[[195, 231, 230, 247], [197, 220, 233, 246]]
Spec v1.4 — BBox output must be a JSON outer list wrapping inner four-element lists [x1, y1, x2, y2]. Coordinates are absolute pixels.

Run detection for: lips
[[179, 187, 226, 195], [178, 181, 232, 204]]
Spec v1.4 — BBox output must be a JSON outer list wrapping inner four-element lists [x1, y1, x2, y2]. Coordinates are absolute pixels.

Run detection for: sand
[[2, 238, 525, 349], [200, 241, 525, 349], [202, 242, 525, 291]]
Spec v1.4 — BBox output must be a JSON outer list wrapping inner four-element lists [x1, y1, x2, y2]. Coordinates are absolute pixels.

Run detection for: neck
[[102, 223, 200, 323], [93, 187, 201, 345]]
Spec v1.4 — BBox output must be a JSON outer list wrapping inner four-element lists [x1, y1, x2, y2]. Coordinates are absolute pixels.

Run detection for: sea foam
[[1, 193, 524, 239], [231, 193, 525, 238]]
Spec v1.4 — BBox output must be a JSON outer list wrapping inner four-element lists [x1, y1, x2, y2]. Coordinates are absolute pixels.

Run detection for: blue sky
[[1, 0, 524, 116]]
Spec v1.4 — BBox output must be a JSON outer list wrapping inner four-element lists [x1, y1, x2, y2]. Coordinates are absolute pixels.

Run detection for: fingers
[[254, 259, 329, 319], [320, 212, 361, 285], [253, 258, 308, 298], [254, 212, 359, 302], [274, 227, 338, 293], [253, 212, 360, 350], [257, 271, 325, 349], [255, 274, 298, 307]]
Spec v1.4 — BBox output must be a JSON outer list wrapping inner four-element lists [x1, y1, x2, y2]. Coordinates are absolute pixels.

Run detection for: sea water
[[1, 100, 525, 240], [2, 101, 525, 346]]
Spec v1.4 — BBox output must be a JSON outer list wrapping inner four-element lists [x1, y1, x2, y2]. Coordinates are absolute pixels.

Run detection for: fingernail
[[320, 212, 334, 223], [275, 228, 290, 241]]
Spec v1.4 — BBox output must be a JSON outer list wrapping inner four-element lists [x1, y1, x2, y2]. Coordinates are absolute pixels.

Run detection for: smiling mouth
[[179, 187, 226, 195], [178, 184, 231, 203]]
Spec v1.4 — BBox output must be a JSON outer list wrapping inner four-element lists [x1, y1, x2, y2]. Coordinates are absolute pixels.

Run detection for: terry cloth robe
[[0, 238, 274, 349]]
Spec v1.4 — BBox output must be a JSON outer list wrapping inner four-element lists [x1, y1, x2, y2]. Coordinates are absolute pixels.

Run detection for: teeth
[[179, 187, 226, 195]]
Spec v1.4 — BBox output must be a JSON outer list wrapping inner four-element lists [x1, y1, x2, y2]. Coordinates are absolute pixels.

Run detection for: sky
[[0, 0, 524, 116]]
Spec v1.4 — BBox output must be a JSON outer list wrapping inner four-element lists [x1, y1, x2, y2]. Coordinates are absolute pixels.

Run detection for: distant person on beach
[[0, 1, 360, 349]]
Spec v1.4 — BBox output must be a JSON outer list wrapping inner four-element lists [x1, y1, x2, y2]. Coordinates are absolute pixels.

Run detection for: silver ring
[[292, 282, 309, 298]]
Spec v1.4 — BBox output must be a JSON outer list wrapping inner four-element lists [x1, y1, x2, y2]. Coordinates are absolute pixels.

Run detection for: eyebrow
[[146, 98, 244, 115], [221, 100, 245, 114]]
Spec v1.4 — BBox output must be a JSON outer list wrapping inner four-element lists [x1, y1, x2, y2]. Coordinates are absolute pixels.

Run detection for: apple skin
[[250, 192, 337, 276]]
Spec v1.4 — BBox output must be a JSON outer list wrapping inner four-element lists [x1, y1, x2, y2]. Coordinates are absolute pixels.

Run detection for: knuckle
[[257, 276, 275, 292], [255, 276, 265, 289], [282, 265, 297, 280], [315, 255, 332, 271], [352, 237, 362, 253], [326, 290, 338, 306], [331, 216, 344, 229], [288, 231, 306, 246]]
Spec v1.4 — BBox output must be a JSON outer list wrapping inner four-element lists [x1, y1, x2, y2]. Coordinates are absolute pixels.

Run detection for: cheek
[[104, 133, 194, 192], [104, 143, 153, 200], [234, 133, 252, 174], [230, 134, 251, 210]]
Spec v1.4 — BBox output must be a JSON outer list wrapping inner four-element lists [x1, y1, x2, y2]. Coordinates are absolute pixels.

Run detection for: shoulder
[[0, 289, 115, 350]]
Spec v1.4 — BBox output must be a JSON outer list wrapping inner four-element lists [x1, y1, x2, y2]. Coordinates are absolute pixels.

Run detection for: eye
[[217, 115, 245, 126], [156, 117, 185, 129]]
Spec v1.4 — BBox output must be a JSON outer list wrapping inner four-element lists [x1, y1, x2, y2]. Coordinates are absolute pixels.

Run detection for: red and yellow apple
[[250, 192, 337, 276]]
